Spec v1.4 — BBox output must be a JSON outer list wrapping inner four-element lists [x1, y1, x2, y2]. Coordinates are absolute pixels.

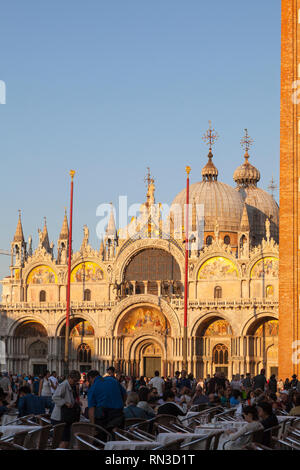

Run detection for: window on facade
[[78, 343, 91, 363], [124, 248, 181, 281], [84, 289, 91, 301], [206, 236, 213, 246], [214, 286, 222, 299], [39, 290, 46, 302], [224, 236, 230, 245], [212, 344, 229, 365]]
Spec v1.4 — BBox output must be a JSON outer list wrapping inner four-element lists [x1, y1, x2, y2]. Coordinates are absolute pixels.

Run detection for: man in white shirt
[[49, 371, 58, 395], [149, 371, 165, 398]]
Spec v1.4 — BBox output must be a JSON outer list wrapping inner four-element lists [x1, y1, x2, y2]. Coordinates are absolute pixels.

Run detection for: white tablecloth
[[1, 414, 19, 426], [0, 424, 40, 439], [157, 432, 212, 450], [104, 440, 157, 450]]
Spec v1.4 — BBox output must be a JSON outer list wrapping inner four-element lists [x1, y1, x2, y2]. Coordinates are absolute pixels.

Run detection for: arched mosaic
[[203, 319, 233, 337], [250, 257, 279, 279], [254, 320, 278, 337], [118, 306, 170, 336], [198, 257, 238, 280], [71, 262, 104, 283], [70, 320, 95, 337], [27, 265, 57, 284]]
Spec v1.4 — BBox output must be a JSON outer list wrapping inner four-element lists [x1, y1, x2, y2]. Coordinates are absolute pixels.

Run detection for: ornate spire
[[13, 210, 24, 242], [268, 175, 278, 198], [59, 209, 69, 240], [233, 129, 260, 187], [106, 203, 117, 240], [42, 217, 50, 250], [202, 121, 219, 181], [240, 204, 250, 232]]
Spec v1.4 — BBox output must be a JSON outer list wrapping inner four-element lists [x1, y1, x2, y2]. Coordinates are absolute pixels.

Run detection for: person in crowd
[[87, 369, 126, 435], [257, 401, 278, 447], [51, 370, 81, 448], [224, 405, 263, 450], [290, 374, 299, 390], [157, 390, 186, 417], [253, 369, 267, 391], [289, 392, 300, 416], [32, 376, 40, 395], [0, 388, 10, 417], [245, 390, 255, 406], [190, 384, 209, 406], [49, 371, 58, 395], [124, 392, 148, 420], [178, 370, 191, 391], [18, 385, 47, 417], [148, 370, 165, 398], [188, 373, 197, 393], [172, 371, 181, 389], [278, 389, 292, 413], [137, 387, 156, 419], [268, 374, 277, 394], [0, 372, 12, 401], [217, 388, 229, 407], [230, 389, 241, 406], [231, 374, 242, 391], [106, 366, 116, 378], [284, 378, 291, 390], [135, 376, 147, 391], [242, 373, 252, 393], [38, 370, 53, 412], [277, 378, 284, 392], [178, 386, 192, 412]]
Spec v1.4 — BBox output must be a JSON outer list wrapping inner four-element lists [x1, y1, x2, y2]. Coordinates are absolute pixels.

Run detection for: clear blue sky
[[0, 0, 281, 281]]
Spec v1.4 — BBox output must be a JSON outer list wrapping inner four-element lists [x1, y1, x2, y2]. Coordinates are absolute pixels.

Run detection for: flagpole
[[183, 166, 191, 371], [64, 170, 75, 375]]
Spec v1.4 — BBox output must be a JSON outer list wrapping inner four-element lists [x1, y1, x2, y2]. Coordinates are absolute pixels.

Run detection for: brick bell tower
[[279, 0, 300, 378]]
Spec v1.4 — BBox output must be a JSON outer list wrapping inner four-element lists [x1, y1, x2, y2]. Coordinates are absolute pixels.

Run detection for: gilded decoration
[[198, 257, 238, 280], [71, 262, 104, 283], [203, 320, 233, 336], [254, 320, 278, 337], [27, 265, 57, 284], [118, 306, 170, 336], [250, 257, 279, 279]]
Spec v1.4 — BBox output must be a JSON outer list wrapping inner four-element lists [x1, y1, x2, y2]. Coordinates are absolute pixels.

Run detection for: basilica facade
[[0, 144, 279, 379]]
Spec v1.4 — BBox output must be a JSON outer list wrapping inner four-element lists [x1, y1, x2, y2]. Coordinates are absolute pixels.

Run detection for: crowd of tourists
[[0, 368, 300, 449]]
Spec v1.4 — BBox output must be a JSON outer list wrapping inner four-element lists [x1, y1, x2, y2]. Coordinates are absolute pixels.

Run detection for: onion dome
[[233, 150, 261, 187], [202, 149, 218, 181]]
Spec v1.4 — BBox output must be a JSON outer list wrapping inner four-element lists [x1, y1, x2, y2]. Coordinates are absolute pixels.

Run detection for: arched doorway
[[195, 317, 233, 378], [247, 317, 279, 377], [117, 305, 170, 376], [60, 317, 95, 372], [141, 343, 163, 378], [14, 321, 48, 375]]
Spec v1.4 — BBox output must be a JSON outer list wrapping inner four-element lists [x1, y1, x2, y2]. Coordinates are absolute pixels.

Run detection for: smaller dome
[[233, 151, 260, 187], [202, 149, 218, 181]]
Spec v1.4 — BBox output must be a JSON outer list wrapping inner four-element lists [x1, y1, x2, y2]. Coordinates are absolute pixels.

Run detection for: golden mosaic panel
[[27, 265, 57, 284], [118, 306, 170, 336], [250, 257, 278, 279], [71, 262, 104, 283], [198, 257, 238, 280]]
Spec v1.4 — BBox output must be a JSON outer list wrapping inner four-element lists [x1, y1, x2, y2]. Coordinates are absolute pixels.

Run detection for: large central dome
[[172, 181, 244, 233]]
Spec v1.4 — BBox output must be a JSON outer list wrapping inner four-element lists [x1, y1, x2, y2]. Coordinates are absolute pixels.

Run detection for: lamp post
[[64, 170, 75, 375]]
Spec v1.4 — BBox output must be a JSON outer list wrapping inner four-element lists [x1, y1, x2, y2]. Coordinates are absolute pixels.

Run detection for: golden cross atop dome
[[202, 121, 219, 150], [241, 129, 254, 155]]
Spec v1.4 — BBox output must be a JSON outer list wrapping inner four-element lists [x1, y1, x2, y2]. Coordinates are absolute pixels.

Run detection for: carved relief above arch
[[107, 294, 181, 336], [9, 316, 50, 337], [241, 312, 279, 337], [114, 239, 185, 284], [55, 312, 97, 337]]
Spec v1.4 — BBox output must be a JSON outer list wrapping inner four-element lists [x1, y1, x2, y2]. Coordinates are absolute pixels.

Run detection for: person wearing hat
[[291, 374, 299, 390]]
